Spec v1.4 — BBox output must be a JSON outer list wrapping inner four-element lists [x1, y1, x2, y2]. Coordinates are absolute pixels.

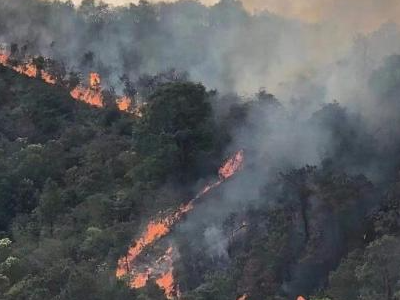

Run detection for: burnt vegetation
[[2, 1, 400, 300]]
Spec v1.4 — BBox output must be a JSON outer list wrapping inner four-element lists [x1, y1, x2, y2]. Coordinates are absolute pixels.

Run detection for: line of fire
[[0, 47, 134, 114], [0, 45, 308, 300]]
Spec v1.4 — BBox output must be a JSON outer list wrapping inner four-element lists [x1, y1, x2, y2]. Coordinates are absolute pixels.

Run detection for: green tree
[[185, 272, 234, 300], [328, 250, 363, 300], [137, 280, 167, 300], [136, 82, 216, 182], [356, 236, 400, 300], [0, 239, 20, 295], [37, 180, 64, 235]]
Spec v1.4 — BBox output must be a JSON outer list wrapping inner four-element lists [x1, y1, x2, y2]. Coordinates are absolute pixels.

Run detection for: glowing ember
[[237, 294, 248, 300], [116, 151, 245, 298], [0, 53, 8, 65], [132, 103, 146, 118], [41, 70, 56, 84], [297, 296, 306, 300], [116, 96, 132, 112]]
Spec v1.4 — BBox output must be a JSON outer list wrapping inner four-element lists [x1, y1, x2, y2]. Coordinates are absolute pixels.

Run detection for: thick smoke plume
[[2, 0, 399, 99], [3, 0, 400, 298]]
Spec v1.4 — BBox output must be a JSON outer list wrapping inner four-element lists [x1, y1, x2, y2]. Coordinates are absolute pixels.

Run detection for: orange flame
[[219, 150, 245, 180], [70, 72, 104, 108], [116, 151, 245, 298], [13, 62, 38, 78], [131, 270, 151, 288], [156, 269, 175, 298], [116, 222, 170, 278], [70, 86, 104, 107], [41, 70, 57, 84], [129, 246, 178, 299], [0, 51, 57, 84], [116, 96, 132, 112], [89, 72, 101, 89], [0, 49, 135, 112], [0, 53, 8, 65], [155, 247, 176, 298], [297, 296, 306, 300]]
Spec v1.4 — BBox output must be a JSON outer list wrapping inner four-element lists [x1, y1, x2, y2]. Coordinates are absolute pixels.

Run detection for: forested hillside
[[2, 1, 400, 300], [0, 61, 232, 298], [2, 54, 400, 300]]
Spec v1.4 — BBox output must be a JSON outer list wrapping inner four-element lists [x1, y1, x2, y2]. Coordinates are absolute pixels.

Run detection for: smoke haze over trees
[[2, 0, 400, 99], [2, 1, 400, 300]]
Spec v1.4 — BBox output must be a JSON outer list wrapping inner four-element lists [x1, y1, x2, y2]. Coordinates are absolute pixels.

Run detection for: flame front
[[219, 150, 245, 180], [70, 73, 104, 108], [0, 49, 135, 112], [0, 49, 246, 299], [41, 70, 57, 84], [131, 270, 151, 288], [156, 270, 175, 297], [0, 52, 57, 84], [13, 63, 37, 78], [116, 151, 245, 298], [155, 247, 176, 298], [129, 246, 178, 299]]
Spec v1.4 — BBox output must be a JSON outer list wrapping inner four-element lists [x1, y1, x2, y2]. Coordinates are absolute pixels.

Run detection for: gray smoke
[[204, 226, 229, 259], [3, 0, 400, 297]]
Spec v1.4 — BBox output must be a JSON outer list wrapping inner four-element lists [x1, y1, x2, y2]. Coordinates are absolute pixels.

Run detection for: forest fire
[[219, 150, 245, 179], [41, 70, 57, 84], [129, 246, 178, 299], [0, 48, 136, 112], [13, 63, 37, 78], [0, 51, 56, 84], [156, 269, 175, 297], [131, 270, 151, 288], [70, 72, 104, 108], [0, 53, 8, 65], [155, 247, 176, 298], [89, 72, 101, 88], [116, 150, 245, 297], [116, 96, 132, 112]]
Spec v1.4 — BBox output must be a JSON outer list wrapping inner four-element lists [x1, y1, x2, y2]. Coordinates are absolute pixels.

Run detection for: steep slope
[[0, 66, 222, 300]]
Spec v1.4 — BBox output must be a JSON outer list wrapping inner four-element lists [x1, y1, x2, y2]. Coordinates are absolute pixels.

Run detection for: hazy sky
[[70, 0, 400, 32]]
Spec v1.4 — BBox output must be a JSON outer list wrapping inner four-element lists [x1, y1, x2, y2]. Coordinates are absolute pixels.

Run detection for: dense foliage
[[2, 52, 400, 300], [0, 65, 222, 299], [2, 1, 400, 300]]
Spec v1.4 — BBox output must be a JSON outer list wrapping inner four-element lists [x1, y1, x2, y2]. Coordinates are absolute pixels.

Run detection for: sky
[[70, 0, 400, 33]]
